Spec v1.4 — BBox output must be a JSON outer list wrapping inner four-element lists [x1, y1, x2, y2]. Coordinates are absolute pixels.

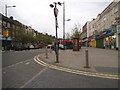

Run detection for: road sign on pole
[[54, 7, 58, 17]]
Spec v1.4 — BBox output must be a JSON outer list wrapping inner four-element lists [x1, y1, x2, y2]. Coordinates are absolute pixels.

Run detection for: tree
[[65, 32, 71, 40], [71, 24, 81, 39]]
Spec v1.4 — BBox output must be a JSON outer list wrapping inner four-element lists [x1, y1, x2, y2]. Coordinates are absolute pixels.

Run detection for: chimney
[[10, 16, 13, 20]]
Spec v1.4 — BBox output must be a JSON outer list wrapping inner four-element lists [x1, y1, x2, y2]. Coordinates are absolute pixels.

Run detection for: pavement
[[38, 47, 119, 74]]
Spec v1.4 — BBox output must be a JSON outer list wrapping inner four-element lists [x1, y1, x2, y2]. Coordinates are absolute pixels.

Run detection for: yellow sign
[[3, 29, 9, 37]]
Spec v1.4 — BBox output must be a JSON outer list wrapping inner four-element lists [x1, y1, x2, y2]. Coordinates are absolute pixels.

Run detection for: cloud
[[0, 0, 113, 38]]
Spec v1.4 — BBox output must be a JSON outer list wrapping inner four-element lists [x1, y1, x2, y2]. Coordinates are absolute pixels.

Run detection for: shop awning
[[96, 32, 115, 40]]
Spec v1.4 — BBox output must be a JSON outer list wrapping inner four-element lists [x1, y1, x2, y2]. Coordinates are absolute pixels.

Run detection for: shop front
[[104, 34, 116, 49], [87, 37, 91, 47], [95, 30, 116, 49], [91, 39, 96, 48], [96, 38, 104, 48]]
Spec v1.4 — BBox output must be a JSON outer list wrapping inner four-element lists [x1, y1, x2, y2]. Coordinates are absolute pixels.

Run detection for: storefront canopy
[[96, 32, 115, 40]]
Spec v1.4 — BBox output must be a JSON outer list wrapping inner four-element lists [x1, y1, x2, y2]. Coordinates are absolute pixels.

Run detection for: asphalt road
[[2, 49, 45, 88], [2, 49, 119, 88], [2, 49, 45, 68], [24, 68, 118, 88]]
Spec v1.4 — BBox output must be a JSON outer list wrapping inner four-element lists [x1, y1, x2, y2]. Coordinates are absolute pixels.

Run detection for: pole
[[55, 3, 59, 63], [63, 0, 65, 39], [5, 5, 8, 51], [63, 0, 65, 50], [45, 46, 48, 58], [84, 49, 90, 68], [5, 5, 7, 17]]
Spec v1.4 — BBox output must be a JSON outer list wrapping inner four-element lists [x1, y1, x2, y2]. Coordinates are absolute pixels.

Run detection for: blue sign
[[95, 29, 112, 39]]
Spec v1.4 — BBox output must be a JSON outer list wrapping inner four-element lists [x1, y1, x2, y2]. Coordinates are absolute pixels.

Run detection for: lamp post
[[5, 5, 16, 17], [4, 5, 16, 51], [58, 1, 71, 49], [50, 2, 62, 63]]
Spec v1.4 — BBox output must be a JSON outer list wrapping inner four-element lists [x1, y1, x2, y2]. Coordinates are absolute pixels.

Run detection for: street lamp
[[66, 19, 71, 21], [5, 5, 16, 17], [4, 5, 16, 51], [59, 1, 71, 49], [50, 2, 62, 63]]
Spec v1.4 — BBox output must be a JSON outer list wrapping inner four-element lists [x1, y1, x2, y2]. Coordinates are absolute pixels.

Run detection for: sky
[[0, 0, 114, 38]]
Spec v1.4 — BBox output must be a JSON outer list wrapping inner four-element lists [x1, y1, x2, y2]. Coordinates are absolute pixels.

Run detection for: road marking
[[34, 54, 120, 80], [25, 62, 30, 65], [36, 55, 118, 77], [3, 58, 33, 70], [20, 67, 47, 88]]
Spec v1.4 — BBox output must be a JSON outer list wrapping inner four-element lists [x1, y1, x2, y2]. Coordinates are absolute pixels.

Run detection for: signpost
[[50, 2, 61, 63]]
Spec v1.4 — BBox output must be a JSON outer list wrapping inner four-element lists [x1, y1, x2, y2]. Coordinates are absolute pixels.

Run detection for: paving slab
[[40, 47, 119, 74]]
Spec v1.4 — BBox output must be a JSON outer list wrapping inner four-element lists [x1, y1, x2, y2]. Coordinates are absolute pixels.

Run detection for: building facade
[[82, 1, 120, 50], [1, 13, 54, 50]]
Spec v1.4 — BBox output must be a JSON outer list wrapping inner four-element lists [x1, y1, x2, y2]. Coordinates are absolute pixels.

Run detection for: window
[[3, 21, 6, 27], [12, 24, 15, 29], [7, 22, 11, 28], [114, 7, 118, 13]]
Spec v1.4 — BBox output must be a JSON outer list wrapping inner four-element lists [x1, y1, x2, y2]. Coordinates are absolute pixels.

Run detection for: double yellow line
[[34, 54, 120, 80]]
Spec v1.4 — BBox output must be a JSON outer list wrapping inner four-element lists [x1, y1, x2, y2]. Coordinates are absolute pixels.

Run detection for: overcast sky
[[0, 0, 114, 38]]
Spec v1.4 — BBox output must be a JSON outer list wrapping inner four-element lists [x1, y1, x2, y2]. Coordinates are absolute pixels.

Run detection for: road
[[2, 49, 45, 88], [2, 49, 119, 88], [2, 49, 45, 68]]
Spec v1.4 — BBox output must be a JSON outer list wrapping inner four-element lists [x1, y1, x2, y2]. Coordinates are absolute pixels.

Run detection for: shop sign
[[103, 31, 107, 35], [100, 33, 103, 36], [95, 30, 112, 39]]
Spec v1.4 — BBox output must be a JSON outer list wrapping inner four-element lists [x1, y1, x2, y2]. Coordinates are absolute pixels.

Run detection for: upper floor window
[[114, 7, 118, 13], [7, 22, 10, 28], [3, 21, 6, 27], [12, 24, 15, 29]]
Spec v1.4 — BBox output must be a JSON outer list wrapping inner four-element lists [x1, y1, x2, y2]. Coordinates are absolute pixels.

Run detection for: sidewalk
[[39, 47, 119, 74]]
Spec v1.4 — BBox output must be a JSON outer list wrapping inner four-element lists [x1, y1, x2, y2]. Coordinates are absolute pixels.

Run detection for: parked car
[[14, 44, 23, 51], [38, 44, 43, 48], [59, 44, 64, 50], [51, 45, 55, 50], [51, 44, 65, 50], [34, 44, 39, 49], [29, 45, 34, 49], [47, 44, 52, 48]]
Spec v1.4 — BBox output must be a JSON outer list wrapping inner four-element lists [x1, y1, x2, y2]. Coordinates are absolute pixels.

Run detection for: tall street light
[[4, 5, 16, 51], [58, 1, 71, 49], [50, 2, 62, 63], [5, 5, 16, 17]]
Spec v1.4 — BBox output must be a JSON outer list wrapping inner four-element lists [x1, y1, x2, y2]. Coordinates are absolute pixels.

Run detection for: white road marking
[[3, 58, 33, 70], [25, 62, 30, 65], [20, 67, 47, 88]]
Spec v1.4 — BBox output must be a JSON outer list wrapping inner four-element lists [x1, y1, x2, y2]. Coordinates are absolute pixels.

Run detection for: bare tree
[[65, 32, 71, 39], [71, 23, 81, 39]]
